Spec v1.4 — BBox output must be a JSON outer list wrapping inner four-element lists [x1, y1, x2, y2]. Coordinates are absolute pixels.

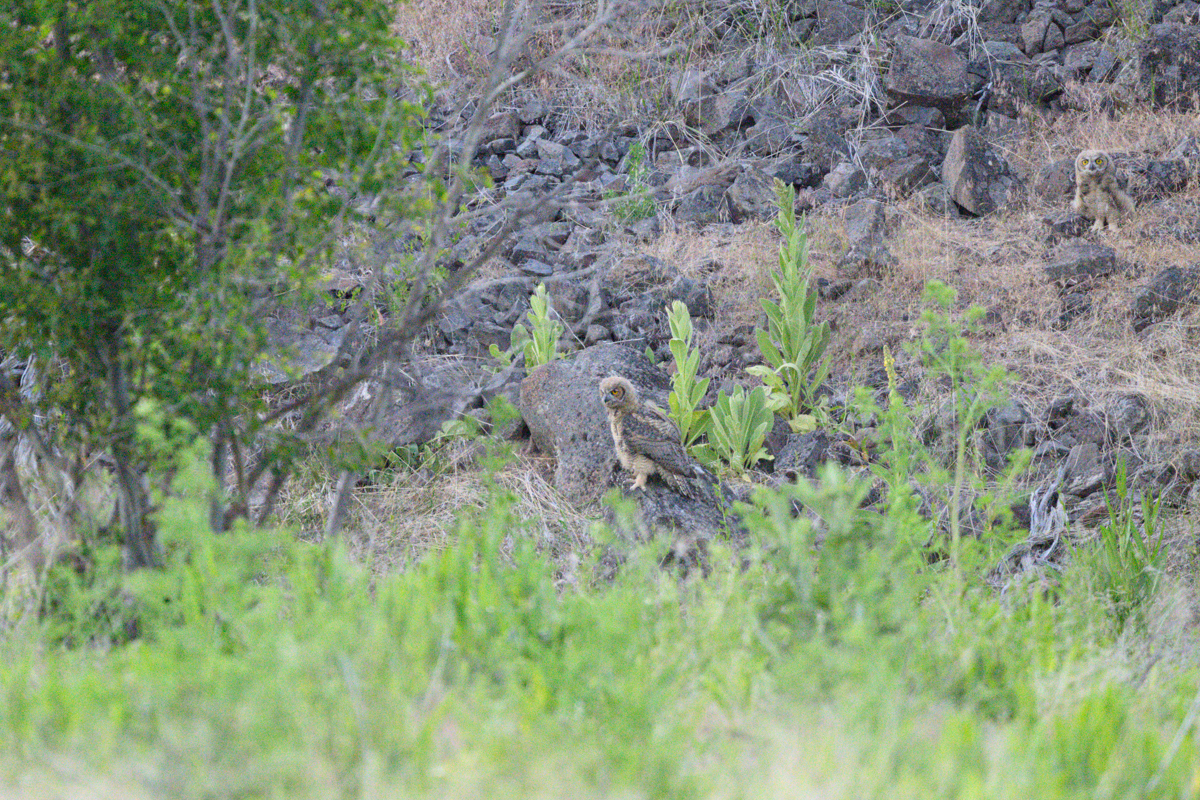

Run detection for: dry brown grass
[[390, 0, 673, 121], [391, 0, 497, 88], [390, 0, 892, 130], [1031, 100, 1199, 160], [276, 446, 595, 575]]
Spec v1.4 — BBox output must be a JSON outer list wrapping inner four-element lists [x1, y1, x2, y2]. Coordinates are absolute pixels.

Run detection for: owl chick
[[599, 375, 710, 499], [1072, 149, 1135, 232]]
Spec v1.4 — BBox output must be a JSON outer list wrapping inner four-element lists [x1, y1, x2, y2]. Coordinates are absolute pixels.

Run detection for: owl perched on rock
[[1072, 150, 1135, 232], [599, 375, 711, 499]]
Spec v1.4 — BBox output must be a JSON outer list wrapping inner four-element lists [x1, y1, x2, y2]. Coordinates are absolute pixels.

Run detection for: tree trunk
[[101, 333, 161, 570]]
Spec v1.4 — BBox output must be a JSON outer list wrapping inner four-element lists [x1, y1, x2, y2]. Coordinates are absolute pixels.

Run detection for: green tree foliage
[[0, 0, 422, 565]]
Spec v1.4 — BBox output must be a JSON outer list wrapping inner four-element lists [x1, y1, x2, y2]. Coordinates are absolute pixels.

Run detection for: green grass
[[2, 454, 1198, 799]]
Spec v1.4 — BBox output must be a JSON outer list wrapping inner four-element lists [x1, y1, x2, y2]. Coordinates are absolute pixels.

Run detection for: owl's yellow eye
[[1095, 157, 1105, 166], [1080, 158, 1089, 165]]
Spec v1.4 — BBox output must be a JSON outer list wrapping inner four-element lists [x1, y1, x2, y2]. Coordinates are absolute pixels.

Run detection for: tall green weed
[[1083, 458, 1166, 630], [666, 300, 710, 451], [748, 180, 830, 431], [694, 385, 775, 475], [490, 282, 564, 369]]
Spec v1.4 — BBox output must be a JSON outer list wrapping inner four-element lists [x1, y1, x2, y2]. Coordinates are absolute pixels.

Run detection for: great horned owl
[[599, 375, 711, 499], [1072, 149, 1135, 232]]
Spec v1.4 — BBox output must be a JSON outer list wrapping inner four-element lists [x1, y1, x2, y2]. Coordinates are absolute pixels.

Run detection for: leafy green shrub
[[747, 463, 932, 646], [748, 180, 830, 431], [0, 0, 419, 564], [845, 284, 1020, 577], [604, 141, 657, 223], [910, 281, 1016, 569], [1089, 459, 1165, 629], [490, 282, 565, 369], [666, 300, 710, 451], [695, 385, 774, 474]]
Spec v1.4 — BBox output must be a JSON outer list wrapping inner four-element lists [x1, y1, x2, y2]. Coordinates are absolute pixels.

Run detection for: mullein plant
[[748, 180, 831, 432]]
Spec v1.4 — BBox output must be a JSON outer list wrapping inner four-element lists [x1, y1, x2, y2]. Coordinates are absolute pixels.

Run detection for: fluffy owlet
[[1072, 150, 1135, 232], [599, 375, 710, 499]]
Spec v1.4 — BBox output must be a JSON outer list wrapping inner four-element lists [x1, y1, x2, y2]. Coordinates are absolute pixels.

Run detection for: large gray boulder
[[886, 36, 977, 126], [519, 344, 671, 504], [941, 126, 1020, 215], [1136, 24, 1200, 110]]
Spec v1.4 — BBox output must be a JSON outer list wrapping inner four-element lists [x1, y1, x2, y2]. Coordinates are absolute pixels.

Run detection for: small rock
[[1032, 158, 1077, 202], [1021, 10, 1066, 55], [585, 324, 612, 345], [981, 401, 1033, 470], [884, 105, 946, 129], [725, 167, 778, 222], [1106, 394, 1152, 443], [519, 99, 550, 125], [919, 182, 961, 217], [510, 236, 555, 264], [667, 276, 714, 319], [1055, 292, 1092, 329], [824, 161, 867, 198], [521, 260, 554, 277], [809, 0, 868, 46], [878, 155, 937, 198], [1042, 211, 1089, 238], [479, 111, 520, 145], [776, 430, 832, 480], [1062, 442, 1105, 497], [674, 185, 728, 224], [1043, 243, 1117, 285], [773, 158, 824, 189]]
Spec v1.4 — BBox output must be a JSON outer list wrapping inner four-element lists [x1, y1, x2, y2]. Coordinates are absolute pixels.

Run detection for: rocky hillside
[[276, 1, 1200, 575]]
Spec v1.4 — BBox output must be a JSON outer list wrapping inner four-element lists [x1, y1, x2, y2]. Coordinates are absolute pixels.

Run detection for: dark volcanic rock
[[1131, 265, 1200, 331], [886, 36, 978, 126], [1043, 243, 1117, 284], [941, 126, 1020, 215], [1136, 24, 1200, 110]]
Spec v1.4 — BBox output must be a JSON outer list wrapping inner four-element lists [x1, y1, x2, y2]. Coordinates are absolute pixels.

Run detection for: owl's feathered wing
[[621, 403, 711, 498], [1111, 183, 1135, 214]]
